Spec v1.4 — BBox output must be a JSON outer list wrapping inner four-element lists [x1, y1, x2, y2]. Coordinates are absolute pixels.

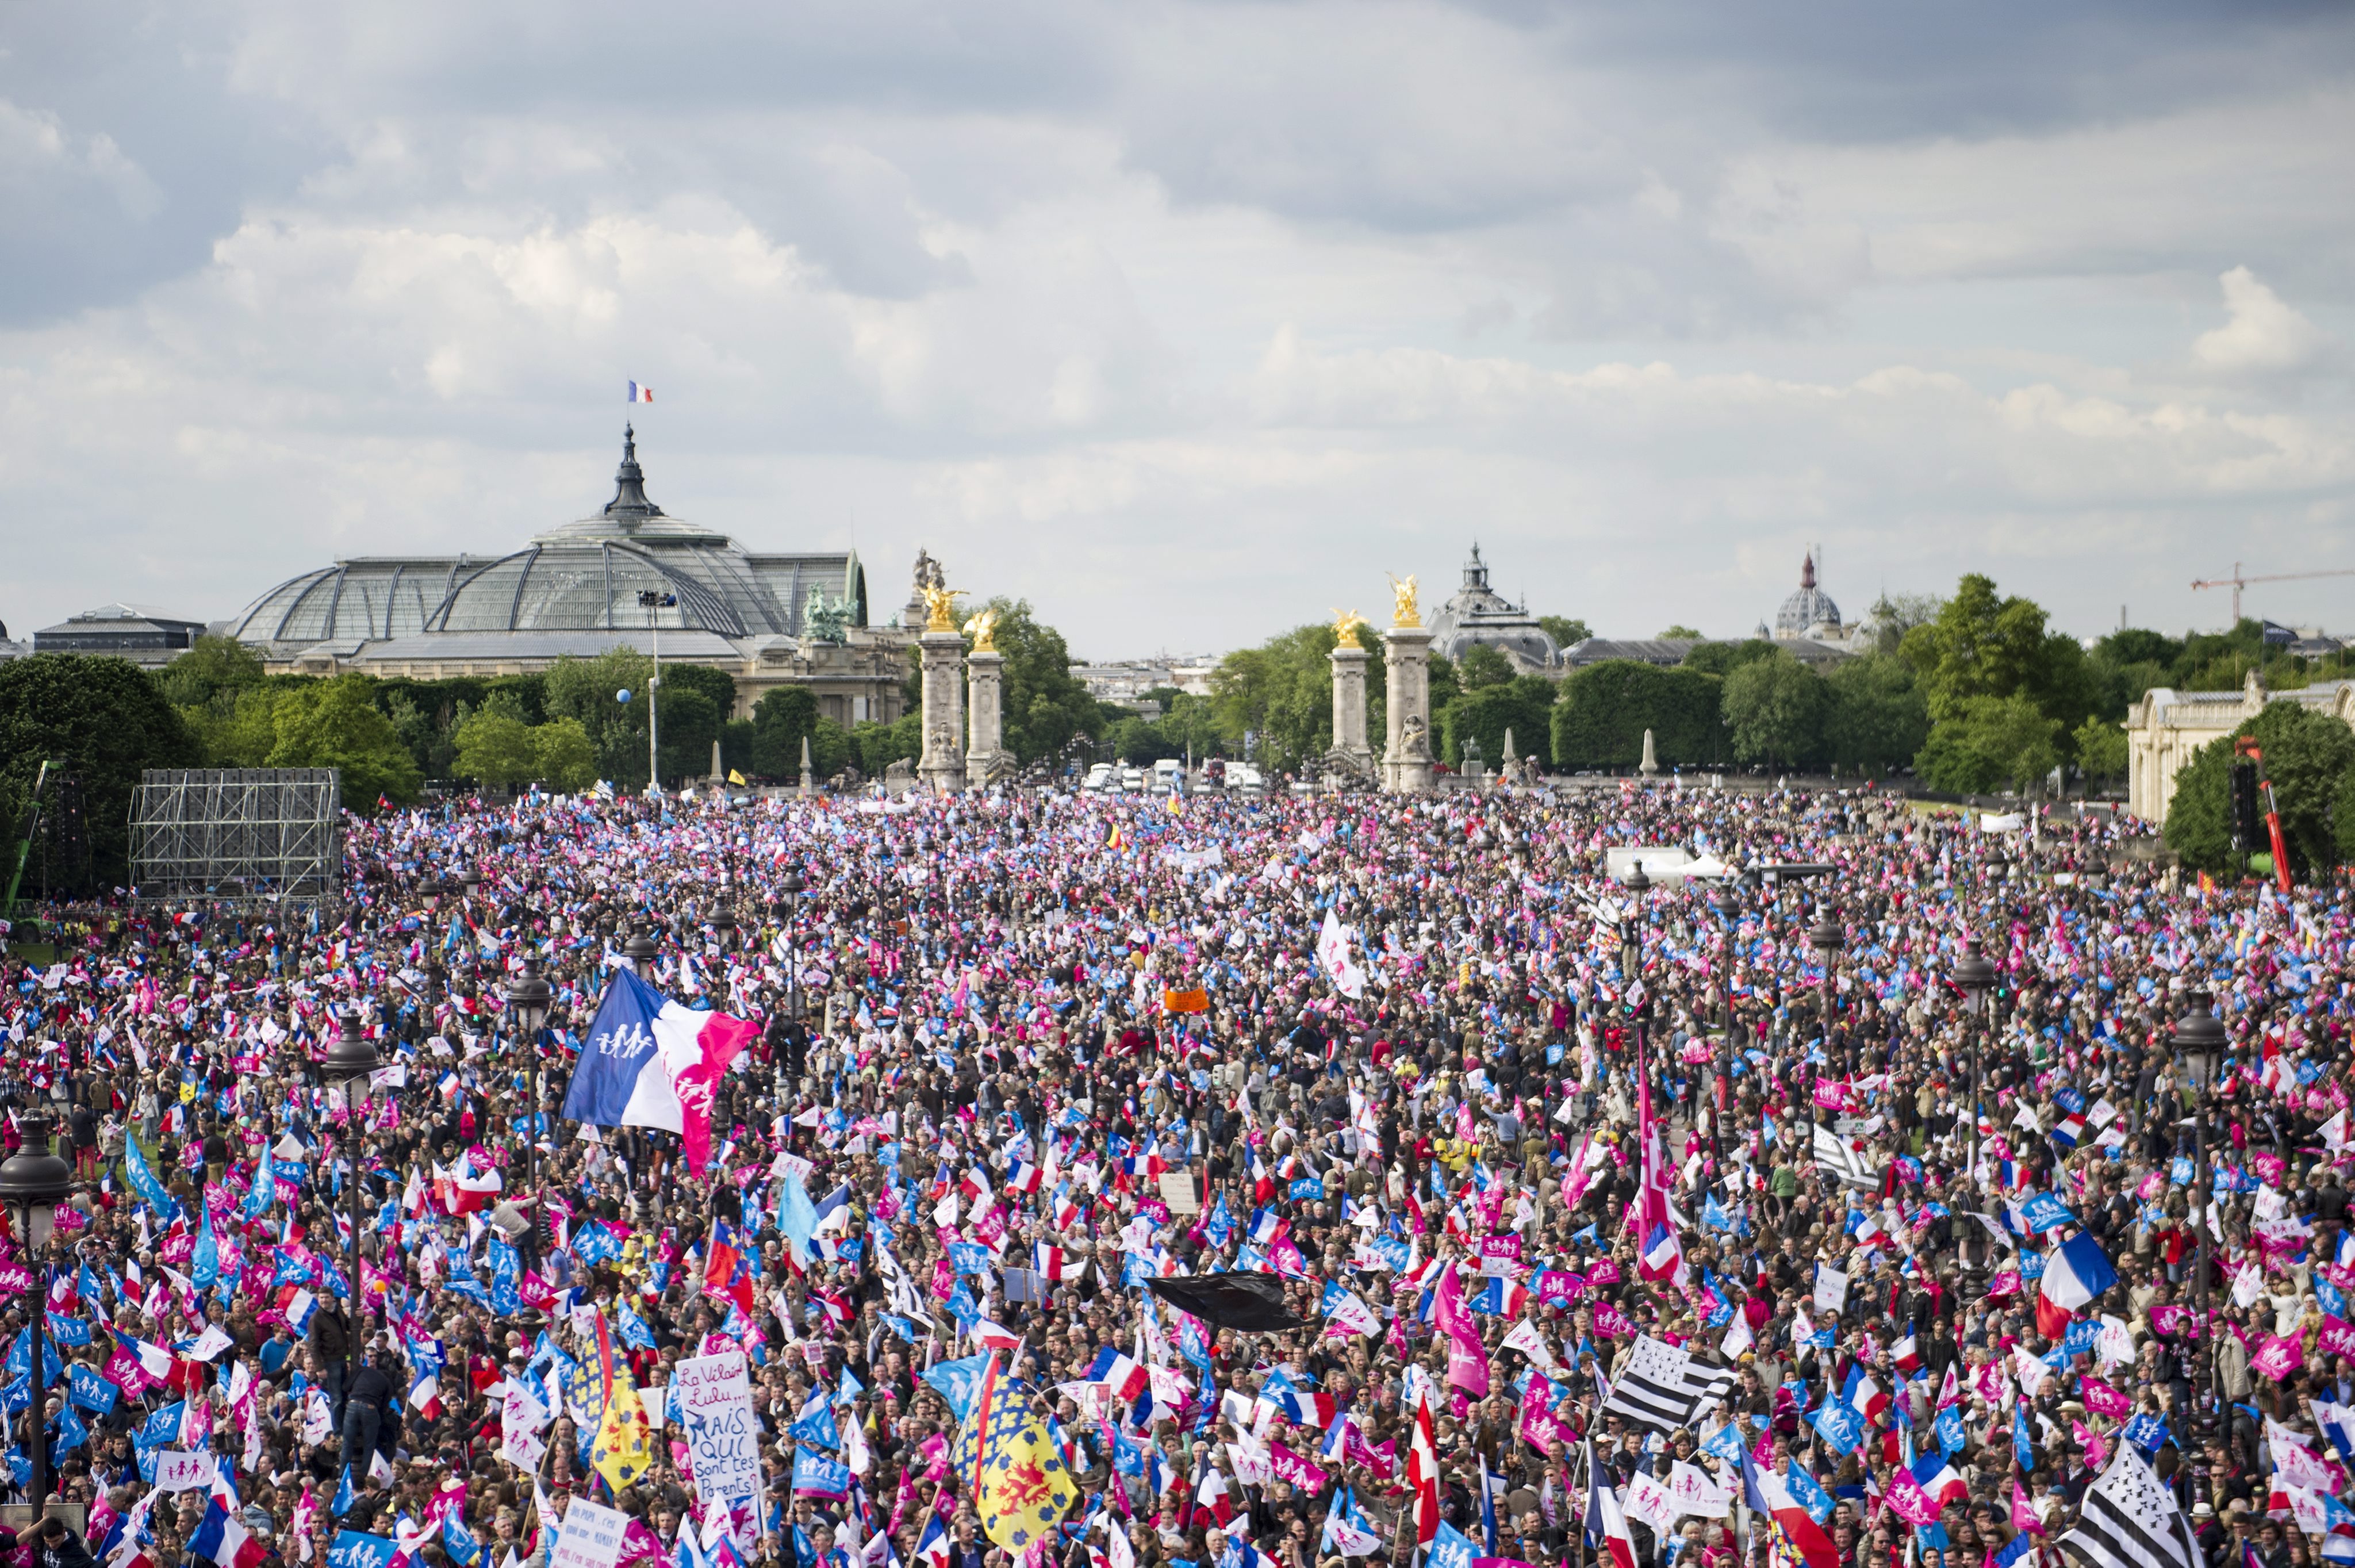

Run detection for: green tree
[[158, 635, 264, 708], [1899, 574, 2094, 730], [452, 711, 539, 789], [2164, 701, 2355, 876], [810, 716, 856, 779], [1683, 639, 1779, 679], [1823, 654, 1930, 776], [266, 674, 422, 810], [852, 712, 922, 776], [1537, 616, 1590, 650], [544, 647, 653, 790], [1723, 651, 1827, 769], [659, 664, 737, 723], [0, 654, 201, 893], [751, 687, 819, 781], [1456, 644, 1514, 691], [2072, 717, 2128, 785], [1441, 676, 1554, 769], [1912, 694, 2063, 795], [183, 685, 283, 767], [1659, 623, 1702, 640], [655, 685, 721, 783], [1211, 624, 1387, 773], [967, 598, 1102, 763], [532, 718, 599, 792], [1552, 662, 1722, 769]]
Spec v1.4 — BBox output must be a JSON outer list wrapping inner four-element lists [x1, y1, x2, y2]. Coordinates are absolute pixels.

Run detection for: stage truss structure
[[129, 769, 343, 906]]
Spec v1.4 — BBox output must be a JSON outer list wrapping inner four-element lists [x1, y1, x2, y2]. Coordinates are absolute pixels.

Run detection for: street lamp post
[[1621, 861, 1651, 1124], [1952, 934, 1997, 1210], [637, 589, 677, 790], [1808, 902, 1844, 1153], [323, 1014, 383, 1394], [504, 956, 554, 1193], [623, 919, 659, 974], [0, 1110, 73, 1513], [1712, 881, 1743, 1161], [2173, 989, 2228, 1437]]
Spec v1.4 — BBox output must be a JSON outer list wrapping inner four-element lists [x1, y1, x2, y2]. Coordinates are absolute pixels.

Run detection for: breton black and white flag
[[1812, 1122, 1883, 1190], [2058, 1445, 2203, 1568], [1602, 1336, 1731, 1436]]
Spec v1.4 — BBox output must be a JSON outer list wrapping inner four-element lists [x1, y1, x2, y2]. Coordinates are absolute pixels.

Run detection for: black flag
[[1145, 1271, 1309, 1331]]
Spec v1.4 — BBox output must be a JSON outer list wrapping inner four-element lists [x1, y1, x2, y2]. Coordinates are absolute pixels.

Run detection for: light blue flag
[[122, 1138, 180, 1221], [781, 1176, 819, 1269]]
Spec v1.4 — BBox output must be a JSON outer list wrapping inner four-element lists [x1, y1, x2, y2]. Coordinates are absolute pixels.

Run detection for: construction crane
[[2190, 562, 2355, 626]]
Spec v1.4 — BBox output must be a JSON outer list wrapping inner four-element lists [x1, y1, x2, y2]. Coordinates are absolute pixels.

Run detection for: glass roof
[[223, 428, 868, 647]]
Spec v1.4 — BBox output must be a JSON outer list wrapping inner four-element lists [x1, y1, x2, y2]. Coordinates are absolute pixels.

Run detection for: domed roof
[[225, 428, 868, 649], [1774, 553, 1839, 638]]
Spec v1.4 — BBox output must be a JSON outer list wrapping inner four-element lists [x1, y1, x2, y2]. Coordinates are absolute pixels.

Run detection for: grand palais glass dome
[[223, 428, 867, 662]]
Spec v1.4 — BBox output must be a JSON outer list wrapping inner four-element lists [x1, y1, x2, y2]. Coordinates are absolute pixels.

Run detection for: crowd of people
[[1, 777, 2349, 1568]]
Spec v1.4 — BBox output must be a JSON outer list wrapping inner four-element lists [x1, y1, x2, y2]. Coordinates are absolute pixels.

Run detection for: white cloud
[[2192, 265, 2331, 374], [3, 1, 2355, 650]]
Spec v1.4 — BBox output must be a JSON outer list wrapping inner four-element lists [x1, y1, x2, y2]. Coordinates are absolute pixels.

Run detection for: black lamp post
[[1808, 902, 1844, 1144], [2174, 988, 2228, 1435], [776, 869, 807, 1021], [504, 956, 554, 1193], [1620, 864, 1651, 1121], [1952, 934, 1997, 1194], [1712, 881, 1744, 1151], [323, 1014, 382, 1393], [0, 1110, 72, 1512], [623, 918, 659, 972]]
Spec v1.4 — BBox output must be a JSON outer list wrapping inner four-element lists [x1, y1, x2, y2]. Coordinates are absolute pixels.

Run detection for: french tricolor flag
[[2035, 1231, 2119, 1337], [1638, 1222, 1683, 1283], [1087, 1347, 1150, 1402], [562, 968, 758, 1175], [627, 381, 654, 404], [1006, 1160, 1044, 1194]]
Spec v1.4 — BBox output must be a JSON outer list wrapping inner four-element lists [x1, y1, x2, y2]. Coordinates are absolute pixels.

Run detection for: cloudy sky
[[5, 1, 2352, 658]]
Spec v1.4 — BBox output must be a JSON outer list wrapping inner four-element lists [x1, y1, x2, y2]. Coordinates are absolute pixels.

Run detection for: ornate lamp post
[[622, 918, 659, 973], [1621, 862, 1651, 1120], [0, 1110, 72, 1512], [1952, 934, 1997, 1186], [776, 869, 808, 1022], [322, 1015, 382, 1391], [1808, 902, 1845, 1147], [504, 956, 554, 1192], [1711, 881, 1743, 1161], [2174, 989, 2228, 1435]]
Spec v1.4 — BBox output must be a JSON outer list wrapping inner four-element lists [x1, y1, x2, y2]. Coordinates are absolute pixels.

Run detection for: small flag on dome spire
[[627, 381, 654, 404]]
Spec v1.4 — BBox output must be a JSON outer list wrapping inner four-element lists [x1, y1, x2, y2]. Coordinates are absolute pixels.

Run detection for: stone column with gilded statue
[[915, 572, 968, 792], [1325, 608, 1376, 784], [1380, 573, 1434, 795], [964, 606, 1012, 788]]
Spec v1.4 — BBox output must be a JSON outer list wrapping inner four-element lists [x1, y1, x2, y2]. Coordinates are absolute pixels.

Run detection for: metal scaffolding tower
[[129, 769, 343, 905]]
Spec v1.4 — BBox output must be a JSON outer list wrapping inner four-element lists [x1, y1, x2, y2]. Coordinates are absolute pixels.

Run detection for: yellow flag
[[949, 1358, 1075, 1552], [589, 1313, 654, 1493], [728, 769, 747, 785]]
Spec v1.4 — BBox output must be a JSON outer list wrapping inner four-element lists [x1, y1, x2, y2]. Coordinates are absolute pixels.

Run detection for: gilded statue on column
[[962, 607, 1000, 652], [1387, 574, 1421, 628], [1330, 608, 1370, 650], [922, 581, 963, 633]]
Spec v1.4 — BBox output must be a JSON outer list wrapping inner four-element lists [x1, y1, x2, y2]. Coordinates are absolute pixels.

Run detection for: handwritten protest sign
[[674, 1351, 762, 1505], [548, 1497, 630, 1568]]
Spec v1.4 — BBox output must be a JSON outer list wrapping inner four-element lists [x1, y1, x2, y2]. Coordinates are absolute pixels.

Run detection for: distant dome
[[1774, 553, 1839, 639]]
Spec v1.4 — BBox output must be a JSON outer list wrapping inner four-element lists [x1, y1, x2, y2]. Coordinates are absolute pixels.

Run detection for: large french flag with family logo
[[562, 967, 757, 1174]]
